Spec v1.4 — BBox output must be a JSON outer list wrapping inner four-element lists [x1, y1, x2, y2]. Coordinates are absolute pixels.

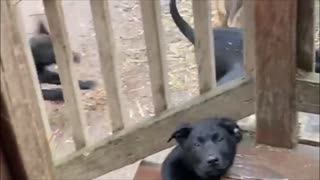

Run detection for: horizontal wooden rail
[[140, 0, 170, 114], [43, 0, 88, 150], [192, 0, 216, 93], [90, 0, 125, 132], [55, 78, 254, 179], [296, 73, 320, 114], [2, 1, 318, 180], [54, 75, 319, 179]]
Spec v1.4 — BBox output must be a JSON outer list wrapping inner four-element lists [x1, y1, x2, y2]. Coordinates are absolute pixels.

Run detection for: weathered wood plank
[[134, 143, 320, 180], [296, 73, 320, 114], [10, 0, 22, 5], [0, 1, 55, 179], [140, 0, 170, 114], [42, 0, 88, 150], [90, 0, 125, 132], [254, 0, 298, 148], [243, 0, 255, 78], [192, 0, 216, 93], [297, 0, 315, 72], [0, 146, 12, 180], [238, 112, 320, 147], [54, 76, 317, 179], [1, 0, 52, 143], [0, 93, 29, 180], [1, 0, 53, 149], [55, 78, 254, 180]]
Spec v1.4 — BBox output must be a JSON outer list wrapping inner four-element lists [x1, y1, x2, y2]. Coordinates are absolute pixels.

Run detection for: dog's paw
[[79, 80, 97, 90]]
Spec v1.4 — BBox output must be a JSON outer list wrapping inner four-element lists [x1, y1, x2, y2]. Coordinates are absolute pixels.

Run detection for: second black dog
[[162, 117, 242, 180], [30, 21, 96, 101], [170, 0, 320, 86]]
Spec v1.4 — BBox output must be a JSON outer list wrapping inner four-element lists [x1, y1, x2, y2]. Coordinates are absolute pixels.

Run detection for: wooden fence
[[1, 0, 319, 179]]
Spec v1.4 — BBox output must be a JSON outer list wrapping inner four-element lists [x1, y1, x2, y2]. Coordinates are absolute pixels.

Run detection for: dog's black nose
[[207, 156, 219, 166]]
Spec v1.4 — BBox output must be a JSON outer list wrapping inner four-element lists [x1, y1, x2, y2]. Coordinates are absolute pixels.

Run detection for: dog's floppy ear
[[37, 20, 49, 35], [167, 123, 192, 145], [217, 118, 242, 143]]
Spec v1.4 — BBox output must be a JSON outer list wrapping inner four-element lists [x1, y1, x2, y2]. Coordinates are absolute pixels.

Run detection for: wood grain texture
[[297, 0, 315, 72], [42, 0, 88, 150], [0, 94, 27, 180], [254, 0, 298, 148], [243, 0, 255, 78], [134, 144, 320, 180], [1, 0, 52, 143], [0, 1, 55, 179], [90, 0, 125, 132], [296, 73, 320, 114], [54, 77, 317, 179], [140, 0, 170, 114], [192, 0, 216, 93], [55, 78, 254, 180]]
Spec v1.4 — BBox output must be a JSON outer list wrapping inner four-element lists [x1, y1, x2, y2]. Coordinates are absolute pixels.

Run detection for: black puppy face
[[168, 117, 242, 179]]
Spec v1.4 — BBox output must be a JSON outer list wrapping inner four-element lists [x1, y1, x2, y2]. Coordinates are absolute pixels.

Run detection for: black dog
[[170, 0, 244, 86], [170, 0, 320, 85], [162, 117, 242, 180], [30, 21, 96, 101]]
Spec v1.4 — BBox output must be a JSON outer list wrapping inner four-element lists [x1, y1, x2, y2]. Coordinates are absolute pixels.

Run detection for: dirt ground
[[17, 0, 319, 179], [19, 0, 203, 159]]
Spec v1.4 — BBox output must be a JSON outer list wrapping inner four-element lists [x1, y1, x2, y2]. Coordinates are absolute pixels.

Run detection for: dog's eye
[[197, 136, 205, 143], [211, 134, 218, 142], [217, 137, 224, 142], [211, 134, 224, 142], [193, 142, 201, 147]]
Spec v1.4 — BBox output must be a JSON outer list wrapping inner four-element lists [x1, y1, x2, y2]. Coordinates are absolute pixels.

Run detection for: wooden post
[[90, 0, 125, 132], [0, 94, 28, 180], [42, 0, 88, 150], [0, 148, 12, 180], [254, 0, 298, 148], [140, 0, 170, 114], [297, 0, 315, 72], [0, 0, 52, 144], [0, 1, 55, 179], [243, 0, 255, 78], [192, 0, 216, 93]]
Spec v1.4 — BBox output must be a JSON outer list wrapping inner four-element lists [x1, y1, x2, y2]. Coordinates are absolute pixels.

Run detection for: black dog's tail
[[170, 0, 195, 44], [37, 20, 49, 35]]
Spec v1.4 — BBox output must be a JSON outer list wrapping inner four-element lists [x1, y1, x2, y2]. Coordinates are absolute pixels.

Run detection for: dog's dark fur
[[170, 0, 244, 86], [170, 0, 320, 82], [30, 21, 96, 101], [162, 117, 242, 180]]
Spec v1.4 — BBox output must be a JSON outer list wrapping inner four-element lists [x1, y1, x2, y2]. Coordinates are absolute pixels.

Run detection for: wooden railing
[[1, 0, 319, 179]]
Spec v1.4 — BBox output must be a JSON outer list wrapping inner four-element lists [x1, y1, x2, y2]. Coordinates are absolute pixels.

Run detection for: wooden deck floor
[[134, 144, 319, 180]]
